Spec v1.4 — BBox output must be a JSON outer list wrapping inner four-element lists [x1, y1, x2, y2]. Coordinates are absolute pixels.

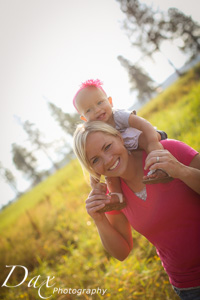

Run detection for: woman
[[73, 121, 200, 300]]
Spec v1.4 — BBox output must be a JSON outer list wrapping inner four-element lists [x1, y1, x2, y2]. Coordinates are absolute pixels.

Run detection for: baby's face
[[75, 87, 113, 122]]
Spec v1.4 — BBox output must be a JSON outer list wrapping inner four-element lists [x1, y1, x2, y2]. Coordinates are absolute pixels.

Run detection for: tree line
[[0, 104, 80, 207], [116, 0, 200, 102]]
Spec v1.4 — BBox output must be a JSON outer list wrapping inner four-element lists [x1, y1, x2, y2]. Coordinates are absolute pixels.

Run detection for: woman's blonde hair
[[73, 121, 120, 180]]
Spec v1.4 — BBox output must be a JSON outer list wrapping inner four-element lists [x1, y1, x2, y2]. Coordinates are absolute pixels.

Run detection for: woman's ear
[[80, 115, 87, 122]]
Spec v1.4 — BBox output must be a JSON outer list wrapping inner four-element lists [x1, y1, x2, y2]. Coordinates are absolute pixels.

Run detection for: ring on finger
[[156, 156, 160, 162]]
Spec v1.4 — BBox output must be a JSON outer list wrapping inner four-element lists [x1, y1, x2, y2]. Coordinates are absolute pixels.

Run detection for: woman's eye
[[92, 157, 99, 164], [105, 144, 111, 150]]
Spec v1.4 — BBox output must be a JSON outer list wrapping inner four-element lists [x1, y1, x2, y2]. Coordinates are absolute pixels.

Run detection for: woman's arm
[[128, 114, 163, 153], [86, 188, 133, 261], [177, 154, 200, 194], [145, 150, 200, 194], [96, 213, 133, 261]]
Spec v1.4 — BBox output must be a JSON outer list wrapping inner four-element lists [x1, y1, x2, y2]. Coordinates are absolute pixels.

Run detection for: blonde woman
[[73, 121, 200, 300]]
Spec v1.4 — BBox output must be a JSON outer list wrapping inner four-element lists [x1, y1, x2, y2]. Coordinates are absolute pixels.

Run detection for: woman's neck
[[122, 150, 145, 192]]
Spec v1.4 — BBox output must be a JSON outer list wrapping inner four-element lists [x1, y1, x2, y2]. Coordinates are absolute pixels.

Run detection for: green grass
[[0, 64, 200, 300], [0, 159, 87, 232], [139, 63, 200, 151]]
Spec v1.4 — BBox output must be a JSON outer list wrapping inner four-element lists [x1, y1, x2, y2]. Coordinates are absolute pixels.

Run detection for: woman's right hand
[[85, 187, 111, 222]]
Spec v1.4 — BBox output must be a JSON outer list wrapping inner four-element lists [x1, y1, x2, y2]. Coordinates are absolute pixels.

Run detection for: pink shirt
[[107, 139, 200, 288]]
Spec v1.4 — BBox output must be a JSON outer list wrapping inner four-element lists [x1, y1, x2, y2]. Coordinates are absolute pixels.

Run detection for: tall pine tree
[[167, 8, 200, 60], [0, 162, 19, 196], [118, 55, 155, 102], [12, 144, 41, 183], [48, 102, 81, 136], [22, 121, 59, 170], [116, 0, 181, 76]]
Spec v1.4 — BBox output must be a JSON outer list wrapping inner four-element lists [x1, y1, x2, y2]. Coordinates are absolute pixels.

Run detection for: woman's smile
[[108, 158, 120, 171]]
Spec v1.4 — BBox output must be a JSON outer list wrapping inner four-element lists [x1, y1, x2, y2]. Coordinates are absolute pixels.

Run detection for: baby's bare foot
[[146, 169, 168, 179], [98, 193, 127, 213], [143, 169, 173, 184]]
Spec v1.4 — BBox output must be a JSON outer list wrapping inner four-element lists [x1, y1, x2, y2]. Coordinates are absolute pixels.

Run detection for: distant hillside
[[161, 55, 200, 89], [139, 63, 200, 151]]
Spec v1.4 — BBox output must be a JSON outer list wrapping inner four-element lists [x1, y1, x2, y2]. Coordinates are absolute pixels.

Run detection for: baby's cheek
[[90, 116, 98, 121]]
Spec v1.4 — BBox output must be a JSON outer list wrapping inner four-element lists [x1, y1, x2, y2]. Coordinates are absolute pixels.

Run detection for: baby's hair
[[73, 79, 107, 112]]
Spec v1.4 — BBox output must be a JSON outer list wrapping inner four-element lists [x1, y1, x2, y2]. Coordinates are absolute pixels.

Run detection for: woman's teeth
[[109, 159, 119, 170]]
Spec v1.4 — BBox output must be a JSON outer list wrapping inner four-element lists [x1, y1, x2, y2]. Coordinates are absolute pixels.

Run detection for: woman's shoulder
[[161, 138, 196, 151], [161, 138, 184, 147], [161, 139, 199, 165]]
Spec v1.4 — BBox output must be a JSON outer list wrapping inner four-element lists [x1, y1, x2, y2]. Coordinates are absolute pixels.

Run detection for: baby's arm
[[128, 113, 163, 154]]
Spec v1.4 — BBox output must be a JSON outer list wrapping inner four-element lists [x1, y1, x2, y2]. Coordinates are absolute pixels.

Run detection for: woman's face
[[86, 131, 129, 178]]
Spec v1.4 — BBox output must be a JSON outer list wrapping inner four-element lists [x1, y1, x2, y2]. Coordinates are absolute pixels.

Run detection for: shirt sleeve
[[161, 139, 199, 166], [113, 109, 132, 130]]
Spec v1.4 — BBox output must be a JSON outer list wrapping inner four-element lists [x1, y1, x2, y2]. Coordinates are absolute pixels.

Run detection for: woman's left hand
[[144, 149, 184, 179]]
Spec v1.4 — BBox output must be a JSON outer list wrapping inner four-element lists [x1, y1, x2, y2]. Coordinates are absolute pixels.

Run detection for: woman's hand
[[145, 149, 200, 194], [144, 149, 184, 179], [85, 186, 111, 222]]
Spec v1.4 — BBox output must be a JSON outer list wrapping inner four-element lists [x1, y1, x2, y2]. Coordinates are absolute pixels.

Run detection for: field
[[0, 64, 200, 300]]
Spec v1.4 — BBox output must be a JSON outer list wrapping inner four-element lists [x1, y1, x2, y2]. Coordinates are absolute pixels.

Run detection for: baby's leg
[[138, 132, 163, 153], [98, 176, 126, 212], [90, 175, 126, 212], [138, 133, 173, 184], [157, 131, 161, 141], [105, 177, 126, 204], [138, 131, 167, 151], [90, 174, 106, 192]]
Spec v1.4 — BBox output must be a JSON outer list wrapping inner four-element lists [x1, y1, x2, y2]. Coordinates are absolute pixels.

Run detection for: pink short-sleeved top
[[107, 139, 200, 289]]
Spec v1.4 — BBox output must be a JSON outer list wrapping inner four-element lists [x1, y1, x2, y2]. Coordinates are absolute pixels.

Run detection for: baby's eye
[[86, 108, 91, 113], [97, 100, 103, 105], [105, 144, 111, 150]]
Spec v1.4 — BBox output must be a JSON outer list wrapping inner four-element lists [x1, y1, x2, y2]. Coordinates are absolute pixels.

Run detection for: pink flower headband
[[73, 79, 107, 112]]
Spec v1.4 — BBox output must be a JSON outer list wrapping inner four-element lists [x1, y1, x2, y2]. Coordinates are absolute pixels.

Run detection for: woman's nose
[[103, 154, 113, 167]]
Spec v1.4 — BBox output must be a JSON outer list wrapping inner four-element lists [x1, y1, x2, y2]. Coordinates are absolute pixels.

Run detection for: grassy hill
[[139, 63, 200, 151], [0, 64, 200, 300]]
